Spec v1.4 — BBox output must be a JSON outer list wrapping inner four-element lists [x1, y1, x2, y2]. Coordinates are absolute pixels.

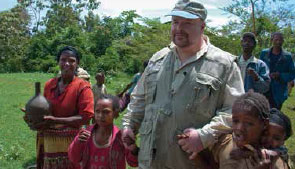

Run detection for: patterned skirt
[[36, 127, 80, 169]]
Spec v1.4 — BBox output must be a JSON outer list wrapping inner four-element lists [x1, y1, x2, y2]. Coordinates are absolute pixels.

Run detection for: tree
[[221, 0, 295, 53], [100, 18, 171, 74], [21, 0, 101, 73], [0, 5, 30, 72], [18, 0, 46, 32], [222, 0, 295, 32]]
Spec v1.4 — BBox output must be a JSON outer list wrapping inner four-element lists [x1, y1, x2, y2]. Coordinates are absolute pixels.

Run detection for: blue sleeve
[[252, 61, 270, 93], [279, 55, 295, 83], [259, 50, 265, 60]]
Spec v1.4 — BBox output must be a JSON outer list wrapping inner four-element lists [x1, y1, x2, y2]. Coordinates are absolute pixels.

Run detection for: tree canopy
[[0, 0, 294, 74]]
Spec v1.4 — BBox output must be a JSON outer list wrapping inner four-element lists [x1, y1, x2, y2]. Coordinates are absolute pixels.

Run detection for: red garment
[[44, 77, 94, 121], [88, 139, 110, 169], [36, 77, 94, 169], [68, 125, 138, 169]]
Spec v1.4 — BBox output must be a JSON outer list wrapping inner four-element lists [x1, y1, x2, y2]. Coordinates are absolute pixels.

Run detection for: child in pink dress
[[68, 94, 138, 169]]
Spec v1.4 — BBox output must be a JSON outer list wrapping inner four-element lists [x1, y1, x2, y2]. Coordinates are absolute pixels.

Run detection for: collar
[[48, 76, 78, 90], [239, 55, 255, 62], [268, 47, 284, 57], [171, 35, 210, 69], [88, 124, 121, 143]]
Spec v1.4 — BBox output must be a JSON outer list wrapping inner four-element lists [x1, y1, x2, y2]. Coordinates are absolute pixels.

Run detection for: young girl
[[262, 108, 293, 168], [68, 94, 138, 169], [212, 92, 287, 169]]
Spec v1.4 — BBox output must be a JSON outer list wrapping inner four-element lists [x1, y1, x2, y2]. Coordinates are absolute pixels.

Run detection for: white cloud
[[94, 0, 236, 27], [0, 0, 236, 27], [99, 0, 177, 11]]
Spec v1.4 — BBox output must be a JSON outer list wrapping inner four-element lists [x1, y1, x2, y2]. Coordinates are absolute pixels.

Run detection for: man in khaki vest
[[122, 0, 244, 168]]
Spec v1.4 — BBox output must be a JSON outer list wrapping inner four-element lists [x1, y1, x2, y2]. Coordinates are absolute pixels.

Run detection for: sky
[[0, 0, 237, 27]]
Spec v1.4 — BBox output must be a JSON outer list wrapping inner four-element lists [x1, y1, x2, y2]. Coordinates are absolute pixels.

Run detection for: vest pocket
[[187, 73, 221, 116], [138, 120, 153, 165], [193, 73, 221, 102], [145, 69, 160, 104]]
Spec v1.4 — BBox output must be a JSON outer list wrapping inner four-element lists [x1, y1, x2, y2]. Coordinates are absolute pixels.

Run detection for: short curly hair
[[233, 91, 270, 120]]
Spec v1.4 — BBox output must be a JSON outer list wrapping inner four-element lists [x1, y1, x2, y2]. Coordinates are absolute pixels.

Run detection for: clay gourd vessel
[[25, 82, 50, 130]]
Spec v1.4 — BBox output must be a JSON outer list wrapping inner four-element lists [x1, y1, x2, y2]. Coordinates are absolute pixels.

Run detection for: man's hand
[[177, 128, 203, 160], [270, 72, 280, 80], [247, 68, 259, 81], [122, 128, 136, 150], [78, 129, 91, 142]]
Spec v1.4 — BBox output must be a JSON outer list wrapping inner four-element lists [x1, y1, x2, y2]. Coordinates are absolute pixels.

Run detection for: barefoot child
[[68, 94, 138, 169], [212, 92, 287, 169]]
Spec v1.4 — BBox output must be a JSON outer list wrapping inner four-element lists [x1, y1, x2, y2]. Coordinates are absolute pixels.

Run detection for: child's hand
[[78, 129, 91, 142], [122, 128, 135, 149], [251, 149, 279, 169], [123, 135, 139, 155]]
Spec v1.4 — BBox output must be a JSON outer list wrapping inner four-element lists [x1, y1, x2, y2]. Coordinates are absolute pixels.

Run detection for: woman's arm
[[43, 115, 87, 128]]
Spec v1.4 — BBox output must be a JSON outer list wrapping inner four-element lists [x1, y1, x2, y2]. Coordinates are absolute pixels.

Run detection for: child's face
[[232, 105, 266, 148], [261, 123, 286, 149], [94, 99, 114, 127], [96, 74, 105, 85]]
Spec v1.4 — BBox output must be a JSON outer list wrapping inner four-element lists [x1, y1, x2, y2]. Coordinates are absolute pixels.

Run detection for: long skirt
[[36, 128, 79, 169]]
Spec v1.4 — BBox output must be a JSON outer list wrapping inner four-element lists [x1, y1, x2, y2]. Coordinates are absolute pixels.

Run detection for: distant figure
[[92, 72, 107, 104], [68, 94, 138, 169], [237, 32, 270, 93], [76, 67, 91, 82], [118, 60, 148, 111], [260, 32, 295, 110]]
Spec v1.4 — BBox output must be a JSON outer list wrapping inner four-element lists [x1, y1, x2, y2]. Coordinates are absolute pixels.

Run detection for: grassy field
[[0, 73, 295, 168]]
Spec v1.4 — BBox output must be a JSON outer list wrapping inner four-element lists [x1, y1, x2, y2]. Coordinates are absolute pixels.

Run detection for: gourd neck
[[35, 82, 41, 96]]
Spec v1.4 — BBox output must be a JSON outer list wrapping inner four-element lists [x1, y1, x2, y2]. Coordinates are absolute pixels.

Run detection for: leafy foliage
[[220, 0, 295, 55], [0, 0, 294, 75], [0, 5, 30, 72]]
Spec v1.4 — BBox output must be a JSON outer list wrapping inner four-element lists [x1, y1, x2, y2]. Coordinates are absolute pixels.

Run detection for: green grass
[[0, 73, 295, 168]]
